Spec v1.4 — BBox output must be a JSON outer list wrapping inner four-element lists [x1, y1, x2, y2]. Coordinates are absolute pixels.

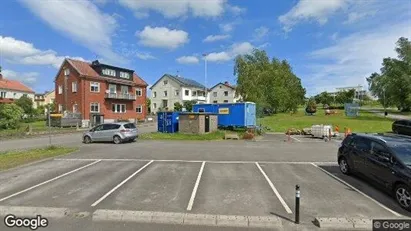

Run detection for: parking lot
[[0, 135, 409, 230]]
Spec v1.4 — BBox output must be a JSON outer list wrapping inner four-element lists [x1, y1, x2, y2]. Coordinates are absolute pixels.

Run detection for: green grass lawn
[[0, 120, 77, 139], [258, 109, 394, 133], [0, 146, 78, 170], [140, 130, 238, 140]]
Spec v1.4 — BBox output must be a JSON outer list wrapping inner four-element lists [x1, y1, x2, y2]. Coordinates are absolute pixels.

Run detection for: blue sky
[[0, 0, 410, 96]]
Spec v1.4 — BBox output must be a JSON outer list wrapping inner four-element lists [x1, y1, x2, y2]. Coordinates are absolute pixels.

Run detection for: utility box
[[179, 113, 218, 134], [192, 102, 256, 128], [157, 112, 179, 133]]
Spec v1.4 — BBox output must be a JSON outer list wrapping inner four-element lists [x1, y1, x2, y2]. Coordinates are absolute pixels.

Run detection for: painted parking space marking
[[91, 160, 153, 207], [187, 161, 206, 211], [255, 162, 292, 214], [290, 136, 302, 142], [311, 163, 402, 217], [0, 160, 101, 203]]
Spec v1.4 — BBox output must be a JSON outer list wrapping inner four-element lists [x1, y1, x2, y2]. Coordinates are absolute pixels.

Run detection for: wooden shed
[[178, 113, 218, 134]]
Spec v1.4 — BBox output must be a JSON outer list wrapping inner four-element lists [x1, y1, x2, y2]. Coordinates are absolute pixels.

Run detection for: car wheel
[[83, 136, 92, 144], [395, 184, 411, 211], [113, 135, 122, 144], [339, 157, 351, 175]]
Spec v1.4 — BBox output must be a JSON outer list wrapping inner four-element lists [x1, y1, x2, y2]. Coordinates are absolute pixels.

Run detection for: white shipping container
[[311, 125, 333, 138]]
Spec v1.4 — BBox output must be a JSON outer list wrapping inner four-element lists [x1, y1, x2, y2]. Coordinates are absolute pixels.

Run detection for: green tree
[[314, 91, 333, 105], [174, 102, 183, 111], [15, 95, 34, 115], [146, 98, 151, 114], [305, 98, 317, 114], [234, 49, 305, 114], [335, 89, 355, 105], [183, 100, 196, 112], [0, 104, 24, 129], [367, 37, 411, 111]]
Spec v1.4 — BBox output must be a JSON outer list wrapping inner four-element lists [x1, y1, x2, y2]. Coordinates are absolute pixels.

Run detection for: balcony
[[105, 92, 136, 100]]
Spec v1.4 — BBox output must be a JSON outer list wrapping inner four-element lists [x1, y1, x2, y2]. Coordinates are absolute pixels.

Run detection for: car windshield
[[391, 144, 411, 165]]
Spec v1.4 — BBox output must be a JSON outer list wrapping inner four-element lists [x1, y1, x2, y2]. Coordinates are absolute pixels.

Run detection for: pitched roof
[[0, 76, 35, 93], [151, 74, 205, 89], [209, 82, 236, 91], [64, 58, 148, 87]]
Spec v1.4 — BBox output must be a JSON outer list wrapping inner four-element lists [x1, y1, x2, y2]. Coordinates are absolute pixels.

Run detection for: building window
[[224, 91, 229, 96], [164, 91, 167, 97], [119, 71, 130, 79], [90, 82, 100, 92], [109, 84, 116, 93], [72, 82, 77, 93], [90, 103, 100, 113], [102, 68, 116, 77], [121, 85, 128, 95], [0, 92, 6, 98], [153, 91, 157, 98], [73, 104, 78, 113], [64, 68, 70, 76], [112, 104, 126, 113], [153, 103, 157, 108], [213, 100, 218, 103], [175, 90, 179, 96], [223, 100, 229, 103], [58, 104, 63, 113], [213, 92, 217, 97], [58, 85, 63, 94], [163, 80, 168, 85], [136, 88, 142, 97], [136, 105, 142, 113], [192, 91, 197, 96], [185, 90, 189, 96]]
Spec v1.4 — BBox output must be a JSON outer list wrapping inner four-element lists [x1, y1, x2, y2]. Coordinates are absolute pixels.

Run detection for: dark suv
[[338, 133, 411, 211], [392, 119, 411, 136]]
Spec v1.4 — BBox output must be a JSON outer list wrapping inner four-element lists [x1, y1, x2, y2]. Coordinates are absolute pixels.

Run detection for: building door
[[92, 114, 104, 126], [205, 115, 210, 133]]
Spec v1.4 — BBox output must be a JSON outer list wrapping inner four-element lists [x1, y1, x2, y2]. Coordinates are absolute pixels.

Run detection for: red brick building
[[54, 59, 148, 127]]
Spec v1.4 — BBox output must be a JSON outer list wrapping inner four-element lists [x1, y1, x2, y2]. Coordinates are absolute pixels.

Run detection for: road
[[364, 108, 410, 120], [0, 134, 407, 230], [0, 124, 157, 152]]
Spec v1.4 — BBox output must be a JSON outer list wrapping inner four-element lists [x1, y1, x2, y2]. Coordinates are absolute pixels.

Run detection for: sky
[[0, 0, 410, 96]]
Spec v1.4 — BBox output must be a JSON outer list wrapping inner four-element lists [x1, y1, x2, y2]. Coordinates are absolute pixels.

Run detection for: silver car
[[83, 122, 138, 144]]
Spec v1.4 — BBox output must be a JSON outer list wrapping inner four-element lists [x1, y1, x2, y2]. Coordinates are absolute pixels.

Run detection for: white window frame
[[64, 68, 70, 76], [175, 90, 179, 96], [102, 68, 116, 77], [164, 91, 167, 97], [58, 85, 63, 94], [0, 91, 6, 98], [136, 88, 142, 97], [213, 100, 218, 103], [90, 82, 100, 92], [223, 100, 229, 103], [213, 92, 217, 97], [58, 104, 63, 113], [185, 90, 189, 96], [153, 91, 157, 98], [163, 80, 168, 85], [108, 84, 117, 93], [121, 85, 128, 95], [153, 103, 157, 108], [90, 103, 100, 113], [72, 82, 77, 93], [73, 104, 78, 113], [224, 91, 229, 96], [136, 105, 143, 113], [112, 103, 126, 113], [119, 71, 130, 79]]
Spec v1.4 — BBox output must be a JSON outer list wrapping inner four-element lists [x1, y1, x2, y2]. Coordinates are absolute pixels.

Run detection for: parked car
[[83, 122, 138, 144], [392, 119, 411, 136], [338, 133, 411, 211]]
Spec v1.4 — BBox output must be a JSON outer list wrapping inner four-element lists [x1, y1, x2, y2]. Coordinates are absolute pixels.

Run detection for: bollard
[[295, 185, 300, 224], [287, 129, 291, 143]]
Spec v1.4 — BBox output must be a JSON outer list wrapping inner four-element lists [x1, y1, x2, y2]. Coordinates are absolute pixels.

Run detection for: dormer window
[[102, 68, 116, 77], [120, 71, 130, 79]]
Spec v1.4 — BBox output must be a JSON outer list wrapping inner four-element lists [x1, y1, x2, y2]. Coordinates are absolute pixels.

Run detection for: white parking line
[[311, 163, 402, 217], [54, 158, 336, 165], [91, 160, 153, 207], [290, 136, 302, 142], [187, 161, 206, 211], [255, 162, 293, 214], [0, 160, 101, 202]]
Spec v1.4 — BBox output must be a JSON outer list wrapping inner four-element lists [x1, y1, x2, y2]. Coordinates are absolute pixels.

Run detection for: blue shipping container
[[157, 112, 179, 133], [192, 102, 256, 128]]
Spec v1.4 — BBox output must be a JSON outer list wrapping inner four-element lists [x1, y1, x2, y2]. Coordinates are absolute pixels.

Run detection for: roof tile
[[0, 77, 35, 93]]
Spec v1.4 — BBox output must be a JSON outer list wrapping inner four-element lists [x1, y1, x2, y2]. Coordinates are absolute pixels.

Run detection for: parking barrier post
[[295, 184, 300, 224]]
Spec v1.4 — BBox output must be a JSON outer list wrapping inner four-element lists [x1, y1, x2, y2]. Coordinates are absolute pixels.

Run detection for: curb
[[314, 217, 373, 230], [92, 210, 282, 228], [0, 206, 70, 219]]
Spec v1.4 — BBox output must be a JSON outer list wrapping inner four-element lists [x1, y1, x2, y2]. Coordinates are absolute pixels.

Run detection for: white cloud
[[176, 56, 199, 64], [330, 32, 339, 41], [253, 26, 269, 41], [219, 23, 235, 33], [279, 0, 350, 32], [226, 4, 246, 15], [343, 11, 376, 24], [136, 26, 189, 49], [0, 36, 86, 68], [136, 52, 156, 60], [203, 34, 230, 43], [2, 69, 39, 86], [205, 42, 254, 62], [19, 0, 124, 64], [304, 21, 411, 95], [119, 0, 226, 18]]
